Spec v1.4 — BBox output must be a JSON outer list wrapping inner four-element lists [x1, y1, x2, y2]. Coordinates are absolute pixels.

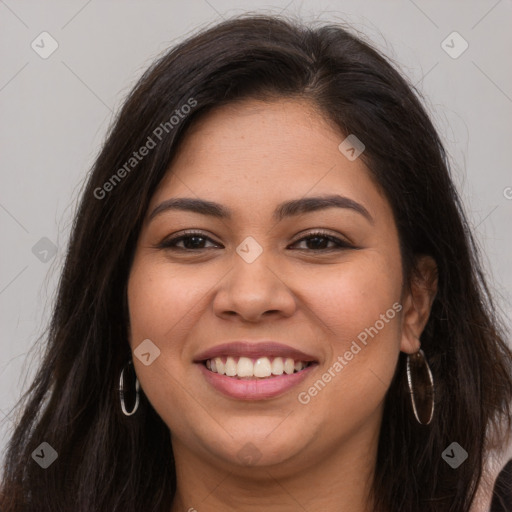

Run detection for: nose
[[212, 251, 297, 323]]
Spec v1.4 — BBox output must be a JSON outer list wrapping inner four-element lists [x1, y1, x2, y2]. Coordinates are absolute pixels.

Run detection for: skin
[[127, 98, 437, 512]]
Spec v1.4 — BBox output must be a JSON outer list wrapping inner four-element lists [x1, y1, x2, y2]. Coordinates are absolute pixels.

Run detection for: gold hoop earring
[[119, 360, 140, 416], [406, 348, 434, 425]]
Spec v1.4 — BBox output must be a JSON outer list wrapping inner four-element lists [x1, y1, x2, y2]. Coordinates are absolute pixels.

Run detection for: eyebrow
[[148, 194, 374, 224]]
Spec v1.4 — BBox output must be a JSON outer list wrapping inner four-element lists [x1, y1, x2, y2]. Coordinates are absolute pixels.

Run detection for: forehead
[[170, 97, 343, 171], [148, 98, 388, 223]]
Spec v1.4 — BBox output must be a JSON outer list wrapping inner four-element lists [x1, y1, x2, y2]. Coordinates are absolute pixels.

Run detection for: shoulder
[[489, 458, 512, 512], [471, 423, 512, 512]]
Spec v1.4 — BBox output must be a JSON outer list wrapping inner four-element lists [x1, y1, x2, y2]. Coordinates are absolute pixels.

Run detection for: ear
[[400, 255, 438, 354]]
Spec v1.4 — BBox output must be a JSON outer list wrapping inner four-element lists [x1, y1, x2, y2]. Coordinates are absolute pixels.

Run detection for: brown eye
[[157, 230, 354, 252], [290, 231, 354, 251], [158, 231, 221, 251]]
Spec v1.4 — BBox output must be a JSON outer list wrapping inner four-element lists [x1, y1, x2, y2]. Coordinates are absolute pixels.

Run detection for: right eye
[[157, 231, 222, 251]]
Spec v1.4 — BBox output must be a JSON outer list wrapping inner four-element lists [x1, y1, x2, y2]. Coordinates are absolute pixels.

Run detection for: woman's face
[[127, 98, 421, 473]]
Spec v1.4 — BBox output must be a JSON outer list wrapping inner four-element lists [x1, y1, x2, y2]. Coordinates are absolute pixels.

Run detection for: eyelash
[[157, 230, 354, 252]]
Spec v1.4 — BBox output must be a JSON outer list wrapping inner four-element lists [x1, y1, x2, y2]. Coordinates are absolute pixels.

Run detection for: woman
[[1, 14, 511, 512]]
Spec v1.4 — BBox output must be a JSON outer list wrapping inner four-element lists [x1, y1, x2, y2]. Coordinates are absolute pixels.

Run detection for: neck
[[169, 420, 381, 512]]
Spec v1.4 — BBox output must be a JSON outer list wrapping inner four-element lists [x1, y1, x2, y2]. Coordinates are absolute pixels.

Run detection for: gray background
[[1, 0, 511, 460]]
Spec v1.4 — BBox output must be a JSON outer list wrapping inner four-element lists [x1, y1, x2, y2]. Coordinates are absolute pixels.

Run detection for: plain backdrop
[[1, 0, 511, 461]]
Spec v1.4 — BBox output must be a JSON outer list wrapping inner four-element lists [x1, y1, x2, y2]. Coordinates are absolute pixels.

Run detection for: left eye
[[158, 231, 352, 251], [291, 232, 352, 251]]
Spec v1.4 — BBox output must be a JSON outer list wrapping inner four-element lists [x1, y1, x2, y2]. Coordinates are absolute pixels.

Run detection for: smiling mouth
[[203, 356, 316, 379]]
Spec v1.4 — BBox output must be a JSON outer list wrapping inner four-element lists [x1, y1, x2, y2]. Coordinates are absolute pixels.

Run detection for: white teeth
[[205, 356, 310, 378], [225, 356, 237, 376], [284, 358, 295, 375], [271, 357, 284, 375], [254, 357, 272, 378], [237, 357, 254, 377], [214, 357, 224, 375]]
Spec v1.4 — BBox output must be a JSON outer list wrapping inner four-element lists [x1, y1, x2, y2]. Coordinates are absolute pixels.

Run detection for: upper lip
[[193, 341, 318, 363]]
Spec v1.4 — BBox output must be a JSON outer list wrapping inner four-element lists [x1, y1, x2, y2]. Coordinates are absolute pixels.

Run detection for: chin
[[206, 429, 310, 469]]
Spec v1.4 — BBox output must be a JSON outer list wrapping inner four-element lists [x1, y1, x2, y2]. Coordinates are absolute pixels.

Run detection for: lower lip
[[197, 362, 317, 400]]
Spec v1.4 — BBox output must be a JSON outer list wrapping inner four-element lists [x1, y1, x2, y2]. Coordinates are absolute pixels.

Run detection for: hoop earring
[[406, 348, 434, 425], [119, 359, 140, 416]]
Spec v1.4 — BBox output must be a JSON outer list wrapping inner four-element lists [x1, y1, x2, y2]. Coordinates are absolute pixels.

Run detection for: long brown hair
[[1, 14, 511, 512]]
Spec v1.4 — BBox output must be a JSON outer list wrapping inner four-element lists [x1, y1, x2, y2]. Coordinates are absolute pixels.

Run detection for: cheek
[[126, 259, 195, 410], [296, 252, 403, 422], [127, 259, 208, 348], [303, 250, 403, 340], [126, 259, 205, 428]]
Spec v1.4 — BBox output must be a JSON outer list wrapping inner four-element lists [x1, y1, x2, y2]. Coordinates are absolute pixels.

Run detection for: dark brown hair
[[1, 13, 511, 512]]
